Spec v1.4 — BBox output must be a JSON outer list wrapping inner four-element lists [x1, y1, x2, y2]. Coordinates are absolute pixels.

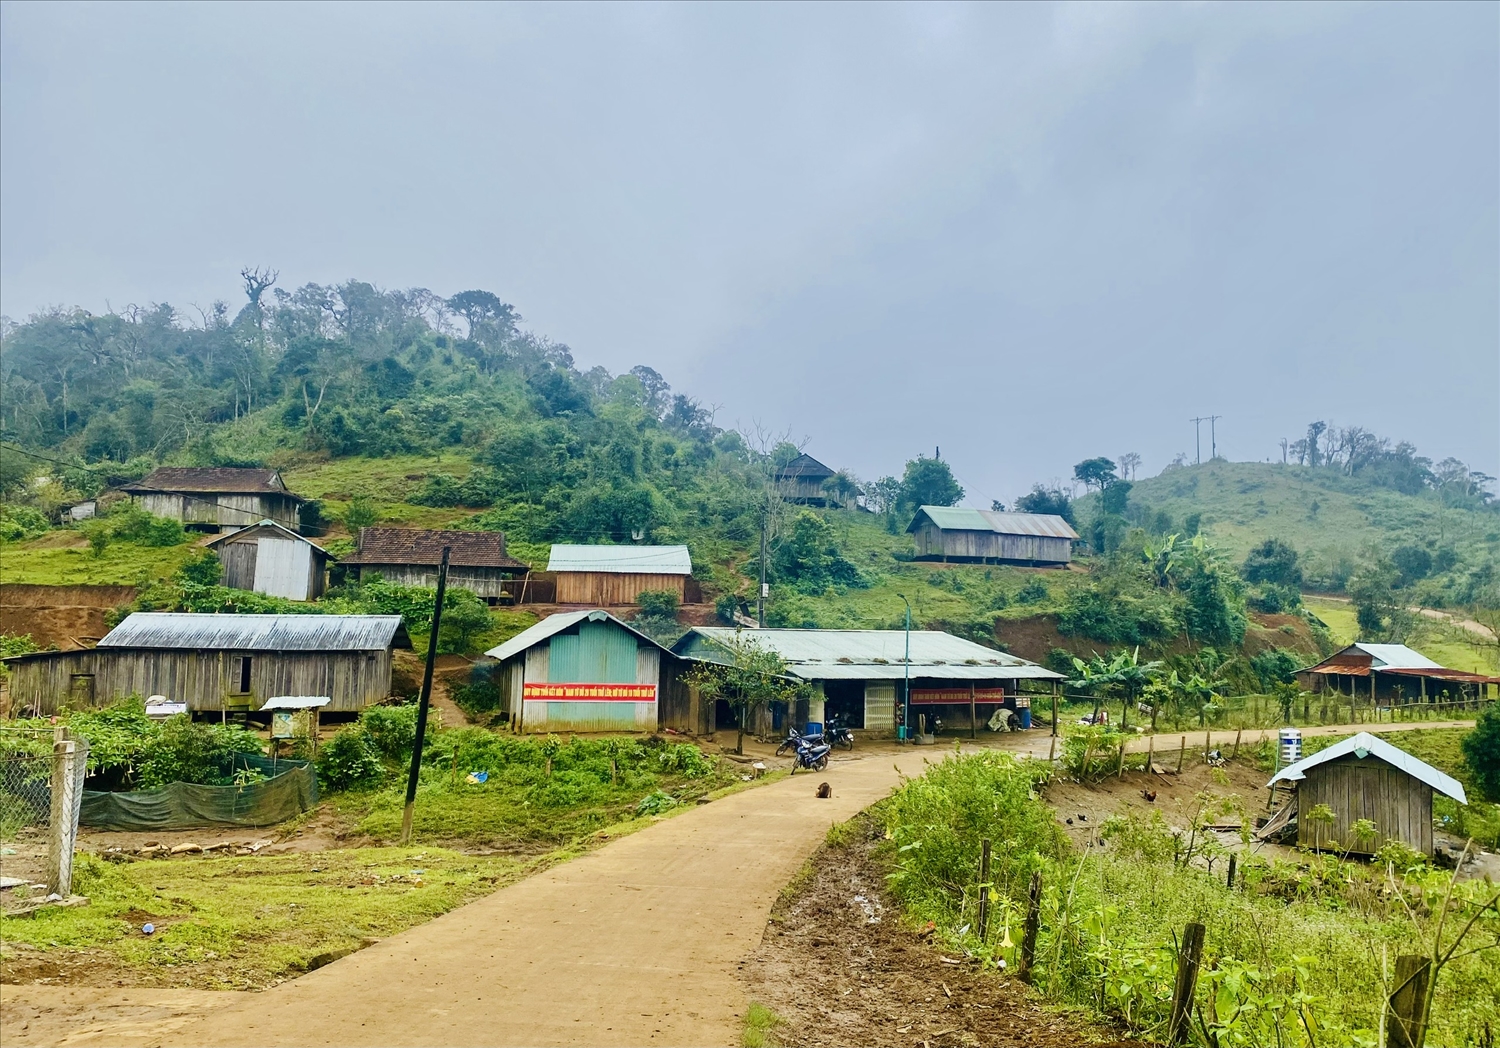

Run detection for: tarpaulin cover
[[79, 754, 318, 832]]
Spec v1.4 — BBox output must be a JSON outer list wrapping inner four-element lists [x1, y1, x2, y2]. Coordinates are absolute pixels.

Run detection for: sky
[[2, 1, 1496, 508]]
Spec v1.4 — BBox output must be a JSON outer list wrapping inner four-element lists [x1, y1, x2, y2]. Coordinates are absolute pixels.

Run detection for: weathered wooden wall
[[134, 492, 299, 531], [5, 648, 392, 715], [554, 572, 687, 605], [358, 565, 516, 601], [1297, 754, 1434, 855], [912, 523, 1071, 565]]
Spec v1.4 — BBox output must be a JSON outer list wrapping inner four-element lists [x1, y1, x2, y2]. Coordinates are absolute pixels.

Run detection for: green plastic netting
[[79, 754, 319, 832]]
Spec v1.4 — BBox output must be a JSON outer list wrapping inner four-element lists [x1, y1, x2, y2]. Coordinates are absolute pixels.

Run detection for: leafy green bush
[[316, 727, 386, 791], [635, 790, 677, 816], [636, 589, 680, 620], [1462, 704, 1500, 802], [359, 703, 420, 761], [137, 717, 264, 789], [410, 472, 463, 507], [1016, 579, 1049, 605], [0, 504, 51, 542], [451, 682, 502, 718]]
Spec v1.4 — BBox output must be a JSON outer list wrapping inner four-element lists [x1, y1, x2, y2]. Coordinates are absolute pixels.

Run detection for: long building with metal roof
[[547, 544, 695, 606], [907, 507, 1078, 565]]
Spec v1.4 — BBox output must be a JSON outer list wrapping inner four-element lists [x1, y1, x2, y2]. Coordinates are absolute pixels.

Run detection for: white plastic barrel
[[1279, 728, 1303, 766]]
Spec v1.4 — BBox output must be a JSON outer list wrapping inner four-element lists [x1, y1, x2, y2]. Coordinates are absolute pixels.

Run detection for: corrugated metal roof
[[547, 545, 693, 574], [98, 613, 408, 651], [908, 507, 1079, 540], [260, 696, 332, 710], [775, 454, 835, 479], [676, 627, 1064, 681], [1267, 731, 1467, 803], [1353, 643, 1443, 670], [120, 467, 298, 497], [484, 609, 670, 662], [204, 519, 332, 556]]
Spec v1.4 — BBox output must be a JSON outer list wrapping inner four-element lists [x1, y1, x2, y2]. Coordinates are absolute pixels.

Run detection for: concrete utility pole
[[1208, 415, 1223, 461], [1190, 418, 1206, 465], [758, 508, 768, 627]]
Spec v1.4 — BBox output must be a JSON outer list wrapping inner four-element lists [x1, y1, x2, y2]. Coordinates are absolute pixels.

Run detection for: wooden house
[[204, 519, 332, 601], [907, 507, 1078, 566], [673, 627, 1063, 738], [775, 454, 840, 506], [547, 545, 696, 605], [1267, 732, 1467, 855], [0, 613, 410, 716], [340, 527, 530, 604], [1296, 643, 1499, 705], [484, 609, 692, 734], [118, 467, 304, 532]]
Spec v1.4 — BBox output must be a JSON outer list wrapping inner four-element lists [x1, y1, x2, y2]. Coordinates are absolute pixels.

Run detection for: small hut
[[547, 545, 695, 606], [1266, 732, 1467, 856], [204, 519, 333, 601], [907, 507, 1078, 565], [118, 467, 304, 532], [775, 454, 840, 506]]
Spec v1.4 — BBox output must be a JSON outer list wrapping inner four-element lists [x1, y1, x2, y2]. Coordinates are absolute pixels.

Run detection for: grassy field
[[0, 533, 199, 586], [1117, 460, 1500, 572]]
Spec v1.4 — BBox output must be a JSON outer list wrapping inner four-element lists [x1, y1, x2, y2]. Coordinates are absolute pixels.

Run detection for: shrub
[[316, 727, 385, 791], [360, 703, 421, 761], [1017, 579, 1049, 604], [636, 589, 680, 620], [451, 682, 502, 718], [411, 473, 463, 507], [137, 717, 264, 789], [1462, 704, 1500, 802]]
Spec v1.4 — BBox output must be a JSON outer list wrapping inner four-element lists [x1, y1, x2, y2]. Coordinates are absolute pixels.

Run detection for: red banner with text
[[523, 682, 657, 703], [909, 688, 1008, 705]]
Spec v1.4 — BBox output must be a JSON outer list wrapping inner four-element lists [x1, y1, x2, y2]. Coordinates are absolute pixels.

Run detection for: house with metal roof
[[774, 453, 841, 507], [204, 519, 333, 601], [483, 610, 693, 734], [119, 467, 305, 532], [547, 544, 697, 606], [341, 527, 530, 604], [1266, 732, 1467, 855], [673, 627, 1064, 738], [1296, 643, 1500, 705], [907, 507, 1079, 566], [0, 613, 410, 717]]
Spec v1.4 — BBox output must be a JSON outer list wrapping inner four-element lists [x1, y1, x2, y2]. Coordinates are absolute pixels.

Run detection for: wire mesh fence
[[0, 726, 57, 840]]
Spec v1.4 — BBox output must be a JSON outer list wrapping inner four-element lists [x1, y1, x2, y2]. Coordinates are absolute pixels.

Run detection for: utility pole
[[897, 594, 912, 740], [1190, 417, 1205, 465], [401, 545, 450, 846], [758, 504, 768, 627], [1208, 415, 1222, 461]]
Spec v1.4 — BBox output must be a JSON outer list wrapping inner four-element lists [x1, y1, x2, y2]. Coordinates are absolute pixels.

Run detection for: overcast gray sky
[[2, 1, 1496, 505]]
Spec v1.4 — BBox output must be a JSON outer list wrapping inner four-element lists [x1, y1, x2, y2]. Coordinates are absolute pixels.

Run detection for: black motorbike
[[788, 734, 831, 773], [825, 717, 855, 751]]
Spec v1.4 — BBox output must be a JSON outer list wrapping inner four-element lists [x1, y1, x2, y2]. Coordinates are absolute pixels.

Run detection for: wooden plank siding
[[911, 522, 1071, 565], [5, 648, 392, 715], [1296, 754, 1434, 855], [134, 491, 300, 531], [357, 564, 517, 602], [554, 571, 687, 605]]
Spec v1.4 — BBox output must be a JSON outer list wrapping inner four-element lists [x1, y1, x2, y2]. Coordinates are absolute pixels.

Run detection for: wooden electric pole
[[401, 545, 450, 845]]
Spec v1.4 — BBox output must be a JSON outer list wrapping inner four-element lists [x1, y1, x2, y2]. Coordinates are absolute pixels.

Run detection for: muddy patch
[[740, 817, 1135, 1047]]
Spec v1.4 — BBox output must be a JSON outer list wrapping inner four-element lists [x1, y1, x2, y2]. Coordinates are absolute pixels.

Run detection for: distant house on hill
[[205, 519, 333, 601], [0, 612, 410, 716], [1296, 643, 1499, 705], [907, 507, 1078, 566], [1267, 731, 1467, 856], [775, 454, 842, 507], [119, 467, 303, 532], [340, 528, 531, 605], [547, 544, 697, 605]]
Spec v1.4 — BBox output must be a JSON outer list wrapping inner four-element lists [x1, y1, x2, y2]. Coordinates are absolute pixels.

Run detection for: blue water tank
[[804, 721, 823, 737]]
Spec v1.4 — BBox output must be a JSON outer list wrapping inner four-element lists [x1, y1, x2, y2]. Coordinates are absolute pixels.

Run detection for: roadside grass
[[0, 535, 198, 586], [0, 846, 525, 989], [741, 1002, 782, 1048], [1302, 596, 1358, 645]]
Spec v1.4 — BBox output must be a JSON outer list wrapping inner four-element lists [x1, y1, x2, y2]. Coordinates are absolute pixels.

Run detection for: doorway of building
[[824, 680, 865, 728]]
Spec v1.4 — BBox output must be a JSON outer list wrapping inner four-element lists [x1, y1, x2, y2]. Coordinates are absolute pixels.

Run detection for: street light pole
[[897, 593, 912, 741]]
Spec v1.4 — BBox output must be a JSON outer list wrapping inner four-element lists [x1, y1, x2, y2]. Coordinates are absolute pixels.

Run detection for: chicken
[[1141, 789, 1157, 803]]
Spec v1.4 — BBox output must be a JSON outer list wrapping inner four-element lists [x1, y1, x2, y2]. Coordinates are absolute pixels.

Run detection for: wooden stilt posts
[[976, 838, 992, 943], [1177, 735, 1186, 775], [970, 683, 977, 741], [1386, 955, 1431, 1048], [1168, 922, 1206, 1044], [1019, 870, 1042, 983], [401, 546, 451, 846]]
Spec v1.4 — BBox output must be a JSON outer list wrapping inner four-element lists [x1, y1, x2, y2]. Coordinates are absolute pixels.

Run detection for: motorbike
[[788, 734, 831, 773], [775, 726, 826, 757], [824, 717, 855, 751]]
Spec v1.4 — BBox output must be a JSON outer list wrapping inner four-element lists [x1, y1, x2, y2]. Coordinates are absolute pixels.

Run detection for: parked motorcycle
[[824, 717, 855, 751], [775, 726, 826, 757], [788, 734, 831, 773]]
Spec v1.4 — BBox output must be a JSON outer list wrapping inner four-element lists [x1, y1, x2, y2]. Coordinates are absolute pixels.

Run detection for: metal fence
[[0, 727, 56, 840]]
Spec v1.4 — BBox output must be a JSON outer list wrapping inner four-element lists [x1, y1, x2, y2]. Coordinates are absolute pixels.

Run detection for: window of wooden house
[[230, 656, 254, 694]]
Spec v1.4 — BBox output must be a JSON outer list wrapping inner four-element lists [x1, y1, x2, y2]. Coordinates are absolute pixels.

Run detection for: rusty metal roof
[[342, 527, 529, 570], [908, 507, 1079, 540], [98, 613, 410, 651], [120, 467, 301, 498], [547, 545, 692, 574]]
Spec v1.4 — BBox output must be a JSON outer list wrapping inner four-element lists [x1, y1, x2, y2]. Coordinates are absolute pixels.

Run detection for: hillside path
[[150, 749, 935, 1048]]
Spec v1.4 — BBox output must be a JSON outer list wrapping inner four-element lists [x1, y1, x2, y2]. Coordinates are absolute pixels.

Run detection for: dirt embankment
[[994, 611, 1322, 664], [0, 584, 138, 649], [741, 816, 1136, 1048]]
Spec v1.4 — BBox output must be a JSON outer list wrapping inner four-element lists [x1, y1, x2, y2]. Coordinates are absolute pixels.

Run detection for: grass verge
[[741, 1002, 781, 1048]]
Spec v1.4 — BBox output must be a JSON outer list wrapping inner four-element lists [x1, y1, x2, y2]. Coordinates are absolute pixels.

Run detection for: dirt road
[[11, 749, 937, 1048]]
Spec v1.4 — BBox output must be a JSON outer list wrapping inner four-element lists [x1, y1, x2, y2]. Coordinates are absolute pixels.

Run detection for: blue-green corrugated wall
[[547, 621, 637, 683]]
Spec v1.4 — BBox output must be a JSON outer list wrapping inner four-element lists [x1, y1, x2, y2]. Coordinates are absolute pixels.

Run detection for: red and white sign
[[909, 688, 1008, 705], [523, 682, 657, 703]]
